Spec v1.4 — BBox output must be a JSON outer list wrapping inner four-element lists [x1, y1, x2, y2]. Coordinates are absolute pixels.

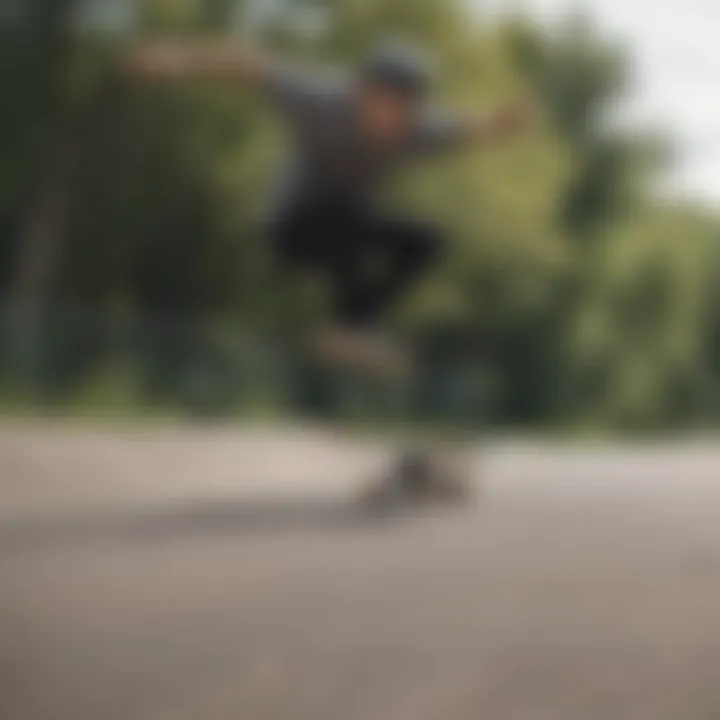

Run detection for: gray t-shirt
[[264, 64, 472, 215]]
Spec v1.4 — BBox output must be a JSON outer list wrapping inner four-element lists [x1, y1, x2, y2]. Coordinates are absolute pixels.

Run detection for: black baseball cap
[[360, 40, 434, 100]]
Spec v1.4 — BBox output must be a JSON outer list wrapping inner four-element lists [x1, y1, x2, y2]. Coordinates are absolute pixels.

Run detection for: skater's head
[[357, 41, 434, 142]]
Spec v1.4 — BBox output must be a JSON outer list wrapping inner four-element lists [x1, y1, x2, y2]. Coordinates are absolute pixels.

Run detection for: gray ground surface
[[2, 422, 720, 720]]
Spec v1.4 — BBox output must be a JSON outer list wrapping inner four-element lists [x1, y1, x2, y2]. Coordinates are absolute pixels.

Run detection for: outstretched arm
[[417, 99, 537, 156], [122, 41, 269, 84]]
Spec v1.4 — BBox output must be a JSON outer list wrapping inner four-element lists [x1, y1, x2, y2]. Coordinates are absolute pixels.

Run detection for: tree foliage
[[1, 0, 718, 429]]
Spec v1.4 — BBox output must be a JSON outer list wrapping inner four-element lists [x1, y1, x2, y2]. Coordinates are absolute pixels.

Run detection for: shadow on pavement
[[0, 496, 410, 554]]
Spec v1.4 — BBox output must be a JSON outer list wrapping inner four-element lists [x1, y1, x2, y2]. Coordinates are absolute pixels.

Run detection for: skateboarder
[[124, 39, 535, 375]]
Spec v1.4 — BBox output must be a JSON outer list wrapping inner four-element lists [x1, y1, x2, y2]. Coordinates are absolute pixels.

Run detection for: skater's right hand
[[487, 99, 538, 139]]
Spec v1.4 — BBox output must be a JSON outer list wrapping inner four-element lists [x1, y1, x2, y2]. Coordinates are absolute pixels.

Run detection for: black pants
[[272, 196, 441, 327]]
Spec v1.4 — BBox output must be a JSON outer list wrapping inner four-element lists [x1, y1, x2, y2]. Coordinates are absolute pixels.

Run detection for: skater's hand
[[486, 99, 537, 139], [469, 99, 538, 145]]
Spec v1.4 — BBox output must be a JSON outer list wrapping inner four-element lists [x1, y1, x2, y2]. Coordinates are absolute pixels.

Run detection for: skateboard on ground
[[359, 443, 475, 513], [311, 327, 478, 512]]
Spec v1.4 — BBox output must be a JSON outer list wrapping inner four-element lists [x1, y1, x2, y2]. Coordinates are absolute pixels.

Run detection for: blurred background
[[1, 0, 718, 432], [4, 4, 720, 720]]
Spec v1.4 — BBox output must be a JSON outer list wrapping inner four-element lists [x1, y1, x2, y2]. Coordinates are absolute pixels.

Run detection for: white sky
[[479, 0, 720, 206]]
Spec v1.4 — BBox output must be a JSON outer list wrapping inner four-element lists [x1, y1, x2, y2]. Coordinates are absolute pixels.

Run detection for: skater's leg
[[315, 214, 440, 375], [271, 198, 342, 270], [366, 216, 442, 318], [270, 198, 437, 375], [272, 197, 440, 324], [327, 213, 441, 327], [269, 198, 390, 371]]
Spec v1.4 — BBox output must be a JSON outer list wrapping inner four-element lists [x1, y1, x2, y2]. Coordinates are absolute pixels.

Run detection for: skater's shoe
[[315, 326, 411, 379], [395, 450, 472, 503]]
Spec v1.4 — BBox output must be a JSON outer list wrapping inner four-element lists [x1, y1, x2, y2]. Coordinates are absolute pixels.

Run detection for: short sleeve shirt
[[263, 63, 471, 214]]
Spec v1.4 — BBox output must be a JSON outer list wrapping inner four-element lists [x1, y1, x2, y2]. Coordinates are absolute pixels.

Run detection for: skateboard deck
[[359, 444, 476, 513]]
